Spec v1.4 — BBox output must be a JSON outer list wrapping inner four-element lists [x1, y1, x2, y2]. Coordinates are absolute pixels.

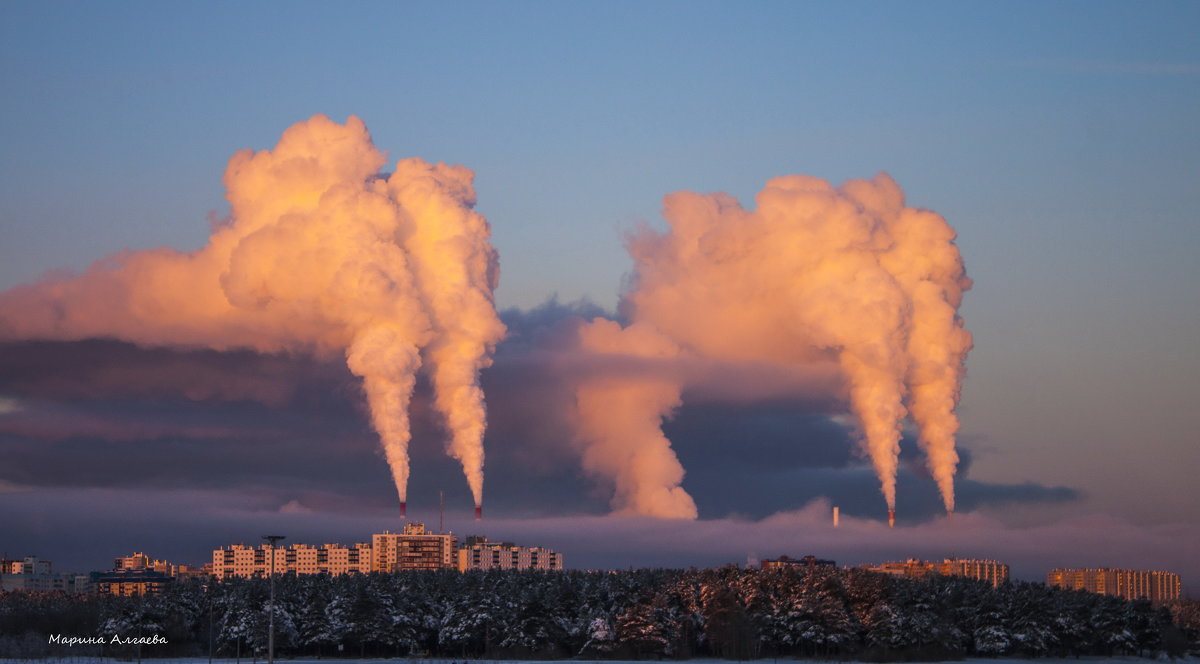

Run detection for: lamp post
[[262, 535, 285, 664]]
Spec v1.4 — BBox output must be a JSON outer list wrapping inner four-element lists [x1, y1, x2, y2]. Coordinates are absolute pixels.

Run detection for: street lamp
[[262, 535, 285, 664]]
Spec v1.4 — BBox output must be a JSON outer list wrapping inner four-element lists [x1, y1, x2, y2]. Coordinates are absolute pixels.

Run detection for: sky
[[1, 1, 1198, 593]]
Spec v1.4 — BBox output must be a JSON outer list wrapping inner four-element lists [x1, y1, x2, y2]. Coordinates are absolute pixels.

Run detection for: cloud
[[0, 487, 1190, 597], [0, 115, 505, 512], [0, 305, 1071, 526], [0, 339, 341, 407]]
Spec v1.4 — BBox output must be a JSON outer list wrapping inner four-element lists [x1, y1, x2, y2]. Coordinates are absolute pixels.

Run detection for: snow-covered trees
[[2, 566, 1193, 660]]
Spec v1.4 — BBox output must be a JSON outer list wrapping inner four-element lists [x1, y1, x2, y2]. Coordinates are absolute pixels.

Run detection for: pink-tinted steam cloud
[[575, 173, 970, 517], [0, 115, 505, 509]]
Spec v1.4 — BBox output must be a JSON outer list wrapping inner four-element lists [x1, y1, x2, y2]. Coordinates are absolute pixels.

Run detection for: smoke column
[[395, 158, 506, 510], [576, 173, 970, 517], [0, 115, 505, 510], [572, 319, 697, 518]]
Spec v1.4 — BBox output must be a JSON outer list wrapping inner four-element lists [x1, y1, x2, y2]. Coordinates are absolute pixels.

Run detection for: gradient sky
[[2, 1, 1198, 592]]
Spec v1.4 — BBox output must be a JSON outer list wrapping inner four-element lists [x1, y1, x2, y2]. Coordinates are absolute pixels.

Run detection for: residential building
[[372, 523, 457, 571], [761, 555, 836, 570], [861, 558, 936, 580], [211, 542, 371, 578], [0, 557, 91, 594], [1047, 568, 1181, 602], [861, 558, 1009, 587], [934, 558, 1009, 588], [94, 568, 173, 597], [113, 552, 205, 577], [6, 556, 51, 575], [457, 536, 563, 571]]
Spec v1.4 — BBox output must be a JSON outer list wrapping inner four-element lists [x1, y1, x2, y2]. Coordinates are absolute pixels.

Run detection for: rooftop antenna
[[439, 490, 445, 533]]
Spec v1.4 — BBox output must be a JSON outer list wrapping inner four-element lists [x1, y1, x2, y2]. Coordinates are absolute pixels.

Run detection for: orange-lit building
[[372, 523, 457, 571], [936, 558, 1009, 588], [861, 558, 1009, 587], [1047, 568, 1181, 602], [95, 568, 173, 597], [457, 536, 562, 571], [761, 555, 836, 570], [861, 558, 936, 580], [212, 542, 371, 578], [112, 551, 208, 581]]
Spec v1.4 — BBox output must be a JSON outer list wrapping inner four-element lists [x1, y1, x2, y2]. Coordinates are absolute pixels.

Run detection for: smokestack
[[833, 505, 839, 528], [399, 501, 406, 519], [474, 505, 482, 521], [888, 508, 896, 528]]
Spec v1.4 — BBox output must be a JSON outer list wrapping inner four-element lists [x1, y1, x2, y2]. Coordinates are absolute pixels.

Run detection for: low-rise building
[[457, 536, 563, 571], [761, 555, 836, 570]]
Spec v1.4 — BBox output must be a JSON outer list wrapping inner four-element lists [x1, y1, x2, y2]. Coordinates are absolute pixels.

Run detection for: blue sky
[[1, 1, 1199, 583]]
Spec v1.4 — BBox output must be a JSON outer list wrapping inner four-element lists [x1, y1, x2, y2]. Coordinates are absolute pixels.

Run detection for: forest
[[2, 566, 1198, 660]]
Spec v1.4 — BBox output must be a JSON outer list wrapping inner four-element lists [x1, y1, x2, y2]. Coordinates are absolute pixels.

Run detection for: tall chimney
[[399, 501, 406, 519], [833, 505, 839, 528], [888, 509, 896, 528], [474, 505, 482, 521]]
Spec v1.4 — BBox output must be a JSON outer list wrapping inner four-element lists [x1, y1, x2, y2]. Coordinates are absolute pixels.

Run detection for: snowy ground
[[4, 653, 1195, 657]]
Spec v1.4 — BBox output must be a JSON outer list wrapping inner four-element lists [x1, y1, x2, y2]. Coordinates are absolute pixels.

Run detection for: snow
[[5, 657, 1197, 664]]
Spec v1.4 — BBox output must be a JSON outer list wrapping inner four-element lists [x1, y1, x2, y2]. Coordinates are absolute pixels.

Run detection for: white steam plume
[[572, 173, 970, 517], [0, 115, 505, 509]]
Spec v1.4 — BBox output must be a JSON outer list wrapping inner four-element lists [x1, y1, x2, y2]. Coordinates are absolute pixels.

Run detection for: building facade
[[861, 558, 1009, 587], [761, 555, 836, 570], [212, 542, 372, 578], [5, 556, 52, 575], [1047, 568, 1181, 602], [457, 536, 563, 571], [113, 552, 205, 578], [372, 523, 457, 571], [94, 569, 173, 597], [935, 558, 1009, 588], [209, 525, 554, 576], [0, 556, 92, 594]]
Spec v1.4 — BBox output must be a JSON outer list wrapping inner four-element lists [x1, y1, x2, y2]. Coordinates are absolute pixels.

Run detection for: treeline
[[2, 566, 1198, 660]]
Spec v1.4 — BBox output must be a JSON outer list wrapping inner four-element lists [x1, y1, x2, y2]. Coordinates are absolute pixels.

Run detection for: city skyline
[[2, 2, 1198, 595]]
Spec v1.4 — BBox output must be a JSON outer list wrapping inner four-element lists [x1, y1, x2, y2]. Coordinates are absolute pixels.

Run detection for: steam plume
[[0, 115, 505, 509], [572, 320, 697, 518], [578, 173, 970, 516]]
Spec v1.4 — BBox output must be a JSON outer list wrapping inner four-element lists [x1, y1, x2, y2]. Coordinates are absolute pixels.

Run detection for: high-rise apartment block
[[372, 523, 457, 571], [1047, 568, 1181, 602], [457, 536, 563, 571], [861, 558, 1009, 588]]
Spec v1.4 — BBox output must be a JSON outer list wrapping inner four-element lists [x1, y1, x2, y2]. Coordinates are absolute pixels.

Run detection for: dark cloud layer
[[0, 298, 1093, 582], [1, 300, 1077, 520]]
